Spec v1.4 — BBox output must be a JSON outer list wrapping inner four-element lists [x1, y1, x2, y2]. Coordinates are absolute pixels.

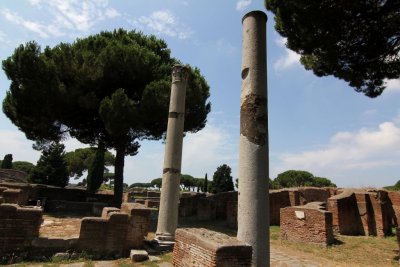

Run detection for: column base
[[146, 235, 175, 252]]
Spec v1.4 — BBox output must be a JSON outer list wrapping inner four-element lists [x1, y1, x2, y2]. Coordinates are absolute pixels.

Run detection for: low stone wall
[[280, 202, 334, 246], [78, 212, 129, 257], [121, 203, 151, 249], [46, 200, 108, 216], [173, 228, 252, 267], [77, 204, 151, 257], [0, 204, 43, 254]]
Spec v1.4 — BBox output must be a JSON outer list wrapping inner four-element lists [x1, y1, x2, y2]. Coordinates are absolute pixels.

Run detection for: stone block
[[130, 249, 149, 262], [173, 228, 252, 267]]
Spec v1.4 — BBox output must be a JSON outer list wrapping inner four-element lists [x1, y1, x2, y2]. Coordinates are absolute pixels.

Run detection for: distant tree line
[[269, 170, 336, 189]]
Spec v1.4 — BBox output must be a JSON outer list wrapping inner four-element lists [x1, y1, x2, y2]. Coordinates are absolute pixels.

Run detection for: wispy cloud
[[273, 117, 400, 183], [236, 0, 252, 11], [273, 37, 301, 70], [131, 9, 193, 39], [2, 9, 50, 38], [1, 0, 120, 38]]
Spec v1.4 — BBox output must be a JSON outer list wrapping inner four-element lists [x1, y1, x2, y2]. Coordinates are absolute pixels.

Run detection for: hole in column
[[242, 68, 249, 80], [241, 68, 249, 80]]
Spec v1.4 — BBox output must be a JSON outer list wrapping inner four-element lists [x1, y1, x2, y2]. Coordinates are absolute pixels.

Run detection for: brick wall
[[197, 198, 216, 220], [298, 187, 331, 204], [121, 203, 151, 249], [280, 203, 334, 246], [173, 228, 252, 267], [0, 204, 43, 253], [355, 192, 374, 235], [367, 190, 391, 237], [328, 191, 361, 235], [210, 191, 237, 220], [226, 201, 237, 229], [388, 191, 400, 226], [78, 212, 129, 257], [270, 190, 291, 225]]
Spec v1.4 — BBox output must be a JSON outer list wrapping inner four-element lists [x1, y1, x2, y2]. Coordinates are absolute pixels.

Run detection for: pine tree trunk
[[113, 142, 125, 208]]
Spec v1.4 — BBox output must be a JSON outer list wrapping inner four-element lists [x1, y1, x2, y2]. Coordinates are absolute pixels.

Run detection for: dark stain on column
[[163, 168, 181, 174], [168, 112, 179, 118], [240, 93, 267, 146]]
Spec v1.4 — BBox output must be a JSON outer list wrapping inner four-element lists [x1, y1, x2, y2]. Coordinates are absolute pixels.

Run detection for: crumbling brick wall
[[0, 183, 31, 205], [298, 187, 331, 204], [121, 203, 151, 249], [280, 202, 334, 246], [77, 204, 151, 257], [367, 190, 391, 237], [327, 191, 360, 235], [197, 198, 216, 220], [226, 201, 237, 228], [270, 190, 291, 225], [388, 191, 400, 226], [173, 228, 252, 267], [210, 191, 237, 219], [78, 212, 129, 257], [0, 204, 43, 253]]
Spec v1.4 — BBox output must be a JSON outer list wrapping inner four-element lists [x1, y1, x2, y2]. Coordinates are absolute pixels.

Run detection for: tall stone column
[[237, 11, 269, 267], [155, 65, 189, 243]]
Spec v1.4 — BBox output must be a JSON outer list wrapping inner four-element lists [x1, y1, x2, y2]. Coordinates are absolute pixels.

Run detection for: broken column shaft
[[156, 65, 189, 242], [237, 11, 269, 267]]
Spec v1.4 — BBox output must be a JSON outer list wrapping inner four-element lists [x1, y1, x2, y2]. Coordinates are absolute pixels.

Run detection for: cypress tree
[[1, 154, 13, 169], [86, 144, 106, 193]]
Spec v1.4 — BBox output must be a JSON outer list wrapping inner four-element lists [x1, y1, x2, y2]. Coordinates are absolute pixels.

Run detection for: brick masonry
[[0, 203, 43, 253], [280, 202, 334, 246], [173, 228, 252, 267]]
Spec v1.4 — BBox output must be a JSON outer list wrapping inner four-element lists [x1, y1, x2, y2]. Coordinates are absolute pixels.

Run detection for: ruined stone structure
[[280, 202, 334, 246], [237, 10, 269, 266], [327, 190, 392, 237], [173, 228, 252, 267], [0, 204, 43, 254], [156, 65, 189, 242], [0, 200, 151, 260]]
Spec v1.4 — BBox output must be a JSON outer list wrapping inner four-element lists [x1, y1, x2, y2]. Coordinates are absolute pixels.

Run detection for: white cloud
[[385, 78, 400, 92], [274, 119, 400, 181], [132, 10, 193, 40], [274, 49, 301, 70], [2, 0, 120, 38], [273, 37, 301, 70], [0, 130, 41, 163], [236, 0, 252, 11]]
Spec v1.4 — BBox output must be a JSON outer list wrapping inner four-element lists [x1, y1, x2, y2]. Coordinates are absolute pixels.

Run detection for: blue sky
[[0, 0, 399, 188]]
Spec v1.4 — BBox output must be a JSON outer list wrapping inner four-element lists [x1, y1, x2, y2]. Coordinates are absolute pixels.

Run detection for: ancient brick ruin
[[0, 182, 151, 261], [280, 202, 334, 246], [173, 228, 252, 267]]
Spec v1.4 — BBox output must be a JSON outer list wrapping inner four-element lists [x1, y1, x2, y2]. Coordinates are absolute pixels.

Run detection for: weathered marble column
[[237, 11, 269, 267], [155, 65, 189, 242]]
